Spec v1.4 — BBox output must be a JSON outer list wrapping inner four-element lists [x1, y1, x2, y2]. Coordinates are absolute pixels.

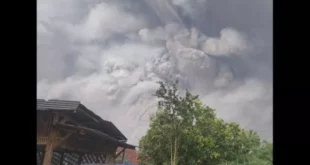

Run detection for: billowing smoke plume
[[37, 0, 273, 145]]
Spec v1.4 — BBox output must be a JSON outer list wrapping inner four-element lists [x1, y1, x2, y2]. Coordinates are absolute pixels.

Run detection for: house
[[37, 99, 135, 165]]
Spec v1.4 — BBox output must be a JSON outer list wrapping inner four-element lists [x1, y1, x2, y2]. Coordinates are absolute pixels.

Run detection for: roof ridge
[[37, 98, 80, 102], [48, 99, 80, 102]]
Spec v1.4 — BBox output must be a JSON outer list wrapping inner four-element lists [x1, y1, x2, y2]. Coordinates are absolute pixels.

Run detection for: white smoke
[[37, 0, 272, 145], [202, 28, 249, 56]]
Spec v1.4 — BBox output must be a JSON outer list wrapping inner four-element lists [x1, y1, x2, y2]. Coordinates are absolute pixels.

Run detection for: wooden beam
[[121, 148, 126, 163], [114, 147, 125, 159], [42, 127, 58, 165], [52, 132, 73, 149]]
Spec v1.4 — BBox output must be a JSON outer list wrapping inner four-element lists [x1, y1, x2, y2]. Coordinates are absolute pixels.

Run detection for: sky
[[37, 0, 273, 145]]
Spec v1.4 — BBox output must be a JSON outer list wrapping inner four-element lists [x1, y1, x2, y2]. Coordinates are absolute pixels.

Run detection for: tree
[[151, 80, 198, 165], [138, 80, 264, 165]]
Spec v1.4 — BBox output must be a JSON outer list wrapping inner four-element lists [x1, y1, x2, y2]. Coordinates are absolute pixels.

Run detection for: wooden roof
[[37, 99, 127, 141], [56, 123, 135, 149], [37, 99, 80, 110]]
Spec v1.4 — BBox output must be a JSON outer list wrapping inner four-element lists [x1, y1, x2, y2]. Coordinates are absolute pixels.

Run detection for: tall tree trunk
[[174, 135, 178, 165], [171, 137, 173, 165], [171, 118, 174, 165]]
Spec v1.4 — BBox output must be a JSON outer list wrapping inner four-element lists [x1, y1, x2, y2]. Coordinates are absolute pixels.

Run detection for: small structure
[[37, 99, 135, 165]]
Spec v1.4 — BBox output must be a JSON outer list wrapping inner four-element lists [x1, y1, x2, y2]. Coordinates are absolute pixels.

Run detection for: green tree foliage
[[139, 80, 271, 165], [227, 140, 273, 165]]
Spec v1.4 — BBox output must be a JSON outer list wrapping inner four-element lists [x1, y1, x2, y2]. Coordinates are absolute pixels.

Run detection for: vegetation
[[138, 80, 272, 165], [227, 140, 273, 165]]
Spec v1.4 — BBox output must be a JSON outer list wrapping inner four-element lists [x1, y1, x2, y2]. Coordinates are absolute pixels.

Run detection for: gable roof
[[37, 99, 127, 141]]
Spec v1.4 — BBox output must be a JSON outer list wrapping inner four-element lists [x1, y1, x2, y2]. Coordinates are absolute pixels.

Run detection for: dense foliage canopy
[[138, 80, 272, 165]]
